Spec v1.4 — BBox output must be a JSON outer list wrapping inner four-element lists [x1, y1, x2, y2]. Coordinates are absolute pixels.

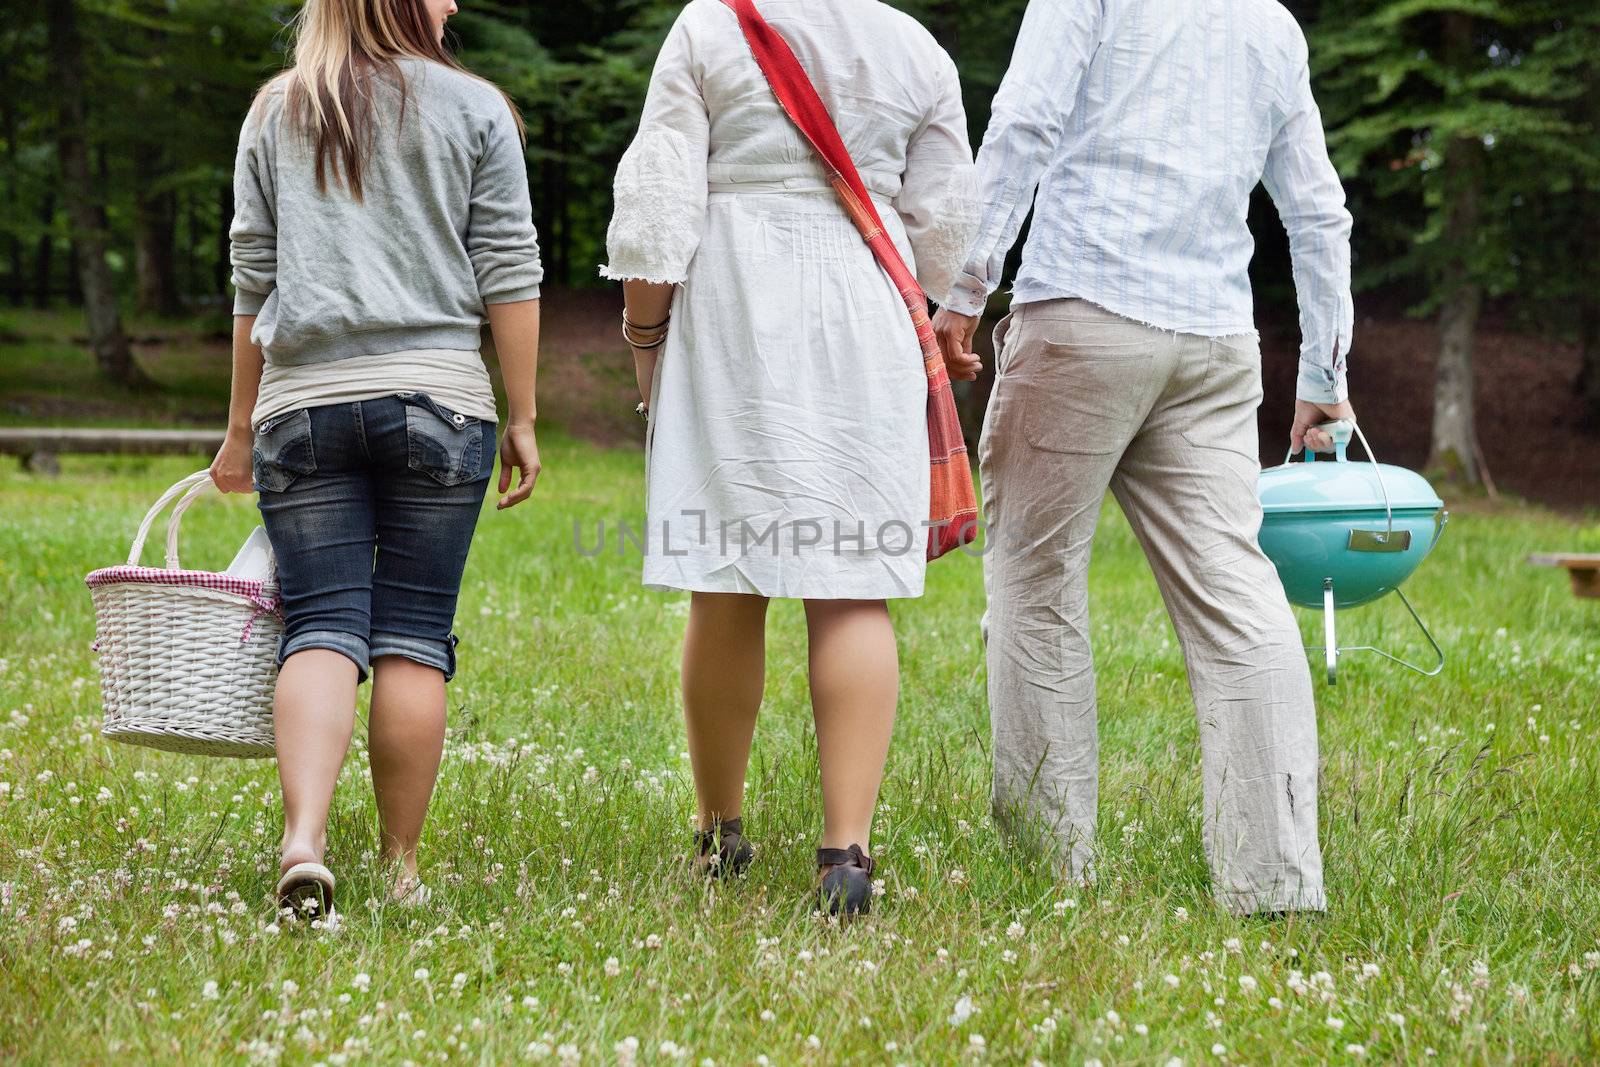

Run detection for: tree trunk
[[45, 0, 145, 386], [1575, 53, 1600, 430], [134, 144, 182, 317], [1426, 13, 1483, 484], [2, 96, 22, 306], [34, 191, 55, 308]]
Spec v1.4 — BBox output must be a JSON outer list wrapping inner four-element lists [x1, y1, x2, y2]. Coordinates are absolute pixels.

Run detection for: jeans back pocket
[[404, 396, 488, 487], [252, 409, 317, 493]]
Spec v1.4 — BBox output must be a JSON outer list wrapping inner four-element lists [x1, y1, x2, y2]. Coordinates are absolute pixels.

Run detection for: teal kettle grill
[[1257, 420, 1447, 684]]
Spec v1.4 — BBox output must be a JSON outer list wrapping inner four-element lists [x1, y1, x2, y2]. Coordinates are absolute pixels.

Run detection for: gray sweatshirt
[[230, 57, 543, 365]]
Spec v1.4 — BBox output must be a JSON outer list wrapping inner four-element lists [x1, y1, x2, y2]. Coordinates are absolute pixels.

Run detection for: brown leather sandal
[[816, 844, 875, 917], [694, 817, 755, 879]]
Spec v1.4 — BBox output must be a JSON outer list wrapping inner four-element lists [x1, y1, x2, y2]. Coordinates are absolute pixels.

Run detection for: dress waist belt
[[705, 163, 900, 200]]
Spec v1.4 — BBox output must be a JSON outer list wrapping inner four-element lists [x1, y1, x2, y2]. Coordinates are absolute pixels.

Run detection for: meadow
[[0, 443, 1597, 1064]]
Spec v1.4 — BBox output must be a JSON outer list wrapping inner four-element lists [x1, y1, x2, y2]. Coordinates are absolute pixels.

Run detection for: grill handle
[[1285, 419, 1395, 541]]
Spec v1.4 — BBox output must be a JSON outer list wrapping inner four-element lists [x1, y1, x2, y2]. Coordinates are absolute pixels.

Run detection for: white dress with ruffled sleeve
[[602, 0, 977, 599]]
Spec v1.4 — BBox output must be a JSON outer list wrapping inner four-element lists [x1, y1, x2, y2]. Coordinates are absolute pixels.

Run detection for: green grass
[[1, 446, 1597, 1065], [0, 308, 236, 429]]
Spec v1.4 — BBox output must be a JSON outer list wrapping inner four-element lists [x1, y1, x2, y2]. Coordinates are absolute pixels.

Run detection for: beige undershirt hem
[[252, 349, 498, 430]]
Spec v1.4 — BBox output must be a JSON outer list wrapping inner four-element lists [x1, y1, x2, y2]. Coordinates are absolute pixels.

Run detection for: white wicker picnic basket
[[86, 470, 281, 758]]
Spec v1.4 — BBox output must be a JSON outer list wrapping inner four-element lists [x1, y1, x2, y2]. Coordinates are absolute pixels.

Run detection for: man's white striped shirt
[[944, 0, 1354, 403]]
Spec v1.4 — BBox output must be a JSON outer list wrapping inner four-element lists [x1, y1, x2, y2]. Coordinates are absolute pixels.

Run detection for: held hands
[[931, 307, 983, 382], [497, 418, 541, 510], [209, 429, 254, 494], [1291, 398, 1357, 455]]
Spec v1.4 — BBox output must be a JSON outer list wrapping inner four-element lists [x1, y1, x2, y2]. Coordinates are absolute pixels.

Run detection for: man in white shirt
[[933, 0, 1354, 914]]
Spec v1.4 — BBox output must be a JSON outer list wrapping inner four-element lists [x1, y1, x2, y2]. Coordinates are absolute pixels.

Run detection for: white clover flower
[[1164, 974, 1180, 988], [413, 968, 430, 983], [352, 972, 371, 992], [1326, 1016, 1345, 1030], [1212, 1043, 1226, 1056], [202, 980, 220, 1000], [760, 1009, 776, 1022], [1345, 1045, 1366, 1057], [604, 957, 621, 977], [949, 995, 976, 1026], [451, 972, 468, 992], [1007, 921, 1026, 940], [281, 979, 299, 997], [1238, 975, 1258, 993], [805, 1035, 821, 1050]]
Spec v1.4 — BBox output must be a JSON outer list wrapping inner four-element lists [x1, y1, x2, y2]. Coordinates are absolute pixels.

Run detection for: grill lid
[[1259, 429, 1443, 516]]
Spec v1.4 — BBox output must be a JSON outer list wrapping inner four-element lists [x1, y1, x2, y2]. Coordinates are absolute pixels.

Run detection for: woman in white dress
[[602, 0, 976, 915]]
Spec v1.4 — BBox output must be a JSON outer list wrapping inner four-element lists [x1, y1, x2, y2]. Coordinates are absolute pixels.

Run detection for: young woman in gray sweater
[[208, 0, 542, 917]]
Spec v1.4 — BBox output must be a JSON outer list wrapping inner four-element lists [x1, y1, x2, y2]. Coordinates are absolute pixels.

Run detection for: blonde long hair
[[276, 0, 525, 200]]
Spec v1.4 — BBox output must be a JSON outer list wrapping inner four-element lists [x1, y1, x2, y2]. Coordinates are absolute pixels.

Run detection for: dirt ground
[[540, 287, 1598, 512], [7, 288, 1593, 511]]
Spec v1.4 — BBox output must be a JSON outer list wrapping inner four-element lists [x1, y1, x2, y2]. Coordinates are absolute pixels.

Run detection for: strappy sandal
[[275, 861, 335, 919], [694, 817, 755, 879], [816, 844, 875, 917]]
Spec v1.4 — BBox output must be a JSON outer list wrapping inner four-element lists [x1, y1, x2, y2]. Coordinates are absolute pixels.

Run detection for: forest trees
[[1, 0, 1596, 449], [1314, 0, 1598, 482]]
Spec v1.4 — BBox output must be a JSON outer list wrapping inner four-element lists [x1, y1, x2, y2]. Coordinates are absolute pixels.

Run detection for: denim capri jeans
[[252, 393, 495, 681]]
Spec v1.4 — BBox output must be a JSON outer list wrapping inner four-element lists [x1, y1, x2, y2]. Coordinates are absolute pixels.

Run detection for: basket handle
[[127, 470, 214, 569]]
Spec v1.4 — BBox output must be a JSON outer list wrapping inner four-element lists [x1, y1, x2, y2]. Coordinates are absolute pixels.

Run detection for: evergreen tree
[[1314, 0, 1587, 483]]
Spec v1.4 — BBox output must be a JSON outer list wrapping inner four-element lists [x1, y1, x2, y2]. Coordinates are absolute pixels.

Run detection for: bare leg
[[682, 592, 769, 831], [805, 599, 899, 854], [368, 656, 447, 896], [275, 649, 360, 874]]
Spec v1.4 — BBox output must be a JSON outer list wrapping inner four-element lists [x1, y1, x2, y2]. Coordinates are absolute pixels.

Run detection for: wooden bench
[[0, 427, 225, 475], [1528, 554, 1600, 599]]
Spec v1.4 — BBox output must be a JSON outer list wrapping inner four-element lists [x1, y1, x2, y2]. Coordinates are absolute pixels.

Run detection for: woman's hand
[[497, 418, 542, 510], [209, 428, 255, 494]]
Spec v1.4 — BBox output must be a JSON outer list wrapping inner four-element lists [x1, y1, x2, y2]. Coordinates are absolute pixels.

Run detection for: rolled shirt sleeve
[[942, 0, 1104, 316], [1262, 48, 1354, 404], [229, 93, 280, 316], [600, 12, 711, 285], [468, 107, 544, 304]]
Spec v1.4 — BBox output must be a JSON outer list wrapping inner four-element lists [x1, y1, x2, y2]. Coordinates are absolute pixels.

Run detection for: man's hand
[[1291, 398, 1357, 455], [496, 418, 541, 510], [931, 307, 983, 382], [209, 428, 254, 494]]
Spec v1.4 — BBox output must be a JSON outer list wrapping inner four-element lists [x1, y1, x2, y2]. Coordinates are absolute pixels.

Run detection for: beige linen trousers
[[979, 298, 1324, 915]]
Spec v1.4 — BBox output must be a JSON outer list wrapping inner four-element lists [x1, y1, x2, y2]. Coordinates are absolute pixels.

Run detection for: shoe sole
[[275, 862, 335, 920]]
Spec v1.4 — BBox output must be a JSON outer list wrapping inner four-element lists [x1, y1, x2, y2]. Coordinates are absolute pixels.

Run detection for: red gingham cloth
[[85, 565, 281, 615]]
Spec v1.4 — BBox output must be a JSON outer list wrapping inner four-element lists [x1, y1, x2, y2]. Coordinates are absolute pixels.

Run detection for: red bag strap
[[718, 0, 936, 324]]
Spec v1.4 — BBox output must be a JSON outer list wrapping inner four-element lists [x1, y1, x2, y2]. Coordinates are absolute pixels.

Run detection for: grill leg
[[1323, 579, 1338, 686]]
